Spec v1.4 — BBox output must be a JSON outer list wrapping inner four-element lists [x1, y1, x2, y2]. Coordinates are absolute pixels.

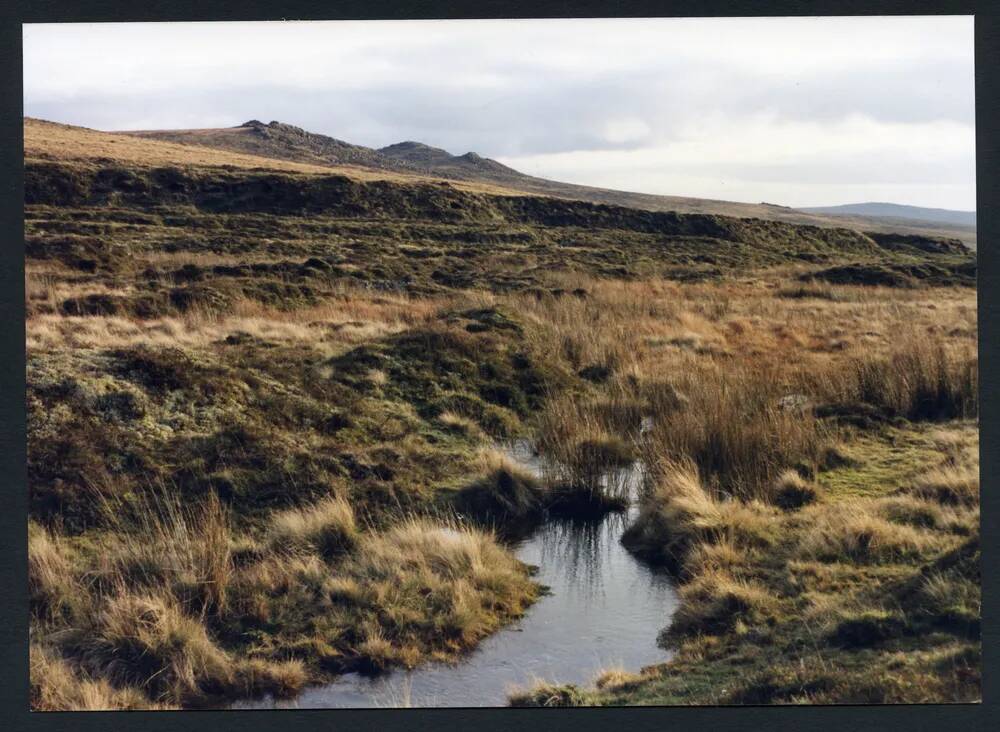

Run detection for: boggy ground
[[26, 123, 978, 709]]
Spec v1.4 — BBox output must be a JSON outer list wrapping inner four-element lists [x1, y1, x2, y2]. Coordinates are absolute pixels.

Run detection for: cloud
[[23, 16, 976, 208]]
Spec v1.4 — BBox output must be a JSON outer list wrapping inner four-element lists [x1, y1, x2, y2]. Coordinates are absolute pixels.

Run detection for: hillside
[[119, 119, 977, 248], [25, 118, 974, 290], [24, 118, 525, 197], [800, 202, 976, 228]]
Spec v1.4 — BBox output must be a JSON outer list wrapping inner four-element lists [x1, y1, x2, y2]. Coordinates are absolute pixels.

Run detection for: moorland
[[25, 118, 979, 709]]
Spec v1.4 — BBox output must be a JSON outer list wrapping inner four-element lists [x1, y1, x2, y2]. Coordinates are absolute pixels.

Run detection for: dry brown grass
[[622, 459, 776, 570], [29, 484, 535, 708], [640, 363, 825, 499], [25, 213, 979, 708], [26, 284, 444, 352], [97, 490, 234, 614], [666, 567, 776, 641], [28, 523, 82, 624], [24, 118, 528, 196], [267, 495, 359, 559], [818, 339, 977, 421], [498, 274, 975, 506], [910, 463, 980, 506], [79, 591, 236, 703], [797, 500, 938, 564], [30, 643, 172, 711]]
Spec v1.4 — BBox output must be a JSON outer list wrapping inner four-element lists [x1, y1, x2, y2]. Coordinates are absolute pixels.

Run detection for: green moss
[[816, 426, 954, 500]]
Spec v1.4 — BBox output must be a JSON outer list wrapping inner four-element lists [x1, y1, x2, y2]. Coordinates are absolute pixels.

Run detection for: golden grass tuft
[[665, 567, 776, 641], [622, 459, 775, 571], [99, 490, 234, 614], [798, 501, 936, 564], [28, 522, 81, 624], [30, 643, 172, 711], [507, 679, 586, 707], [456, 447, 546, 520], [267, 495, 359, 559], [79, 591, 235, 703], [771, 469, 819, 510], [593, 666, 644, 691], [910, 464, 979, 506]]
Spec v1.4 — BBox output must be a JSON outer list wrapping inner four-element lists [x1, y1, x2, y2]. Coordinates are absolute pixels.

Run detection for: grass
[[29, 485, 538, 707], [454, 448, 546, 522], [622, 459, 777, 572], [819, 340, 977, 422], [797, 501, 938, 564], [638, 364, 825, 500], [267, 496, 359, 559], [30, 644, 172, 711]]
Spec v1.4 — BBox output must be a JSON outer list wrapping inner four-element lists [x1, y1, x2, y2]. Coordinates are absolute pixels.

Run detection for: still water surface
[[239, 441, 677, 708]]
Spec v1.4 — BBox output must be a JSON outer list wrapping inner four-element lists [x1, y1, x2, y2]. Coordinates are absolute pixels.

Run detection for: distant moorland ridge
[[118, 119, 976, 248]]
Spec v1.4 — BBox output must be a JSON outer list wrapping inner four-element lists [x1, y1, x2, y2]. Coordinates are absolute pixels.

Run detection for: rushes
[[26, 238, 980, 708], [822, 340, 977, 422], [641, 364, 823, 500], [534, 394, 640, 510], [98, 489, 234, 614]]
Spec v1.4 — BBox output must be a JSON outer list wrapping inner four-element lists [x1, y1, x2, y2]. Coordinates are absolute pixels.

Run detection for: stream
[[237, 439, 678, 708]]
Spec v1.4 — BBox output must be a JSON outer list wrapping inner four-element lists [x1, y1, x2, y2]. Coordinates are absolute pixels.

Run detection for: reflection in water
[[236, 443, 678, 709], [533, 513, 628, 604]]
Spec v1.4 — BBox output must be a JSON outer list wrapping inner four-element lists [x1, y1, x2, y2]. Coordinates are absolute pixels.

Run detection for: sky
[[22, 17, 976, 210]]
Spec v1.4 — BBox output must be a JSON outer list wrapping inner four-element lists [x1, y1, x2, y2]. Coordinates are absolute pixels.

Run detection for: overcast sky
[[23, 17, 976, 209]]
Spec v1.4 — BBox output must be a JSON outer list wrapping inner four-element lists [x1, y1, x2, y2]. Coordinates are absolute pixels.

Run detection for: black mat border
[[1, 2, 995, 731]]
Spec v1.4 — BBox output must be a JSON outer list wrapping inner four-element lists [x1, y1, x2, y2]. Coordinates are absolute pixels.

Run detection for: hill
[[800, 202, 976, 228], [119, 119, 976, 248]]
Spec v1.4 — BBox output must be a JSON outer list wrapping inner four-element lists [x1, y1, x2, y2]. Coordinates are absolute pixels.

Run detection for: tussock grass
[[665, 568, 776, 642], [593, 666, 638, 690], [798, 501, 936, 564], [228, 517, 537, 674], [917, 571, 981, 628], [76, 592, 235, 703], [771, 470, 819, 510], [910, 463, 979, 506], [622, 459, 776, 571], [456, 448, 546, 521], [349, 519, 538, 645], [30, 479, 535, 708], [30, 644, 171, 711], [438, 410, 483, 438], [28, 523, 81, 624], [97, 490, 234, 614], [25, 136, 980, 709], [508, 679, 586, 707], [267, 495, 358, 559]]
